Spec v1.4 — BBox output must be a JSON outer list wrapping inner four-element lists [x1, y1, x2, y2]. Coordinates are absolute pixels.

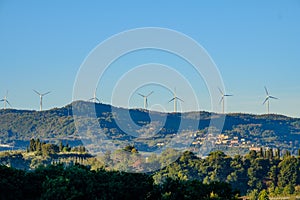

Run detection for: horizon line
[[0, 100, 298, 119]]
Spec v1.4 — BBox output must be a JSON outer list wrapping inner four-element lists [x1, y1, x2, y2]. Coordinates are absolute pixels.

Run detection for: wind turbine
[[138, 91, 153, 109], [0, 91, 11, 109], [168, 88, 183, 113], [33, 90, 51, 111], [263, 86, 278, 114], [218, 88, 233, 114], [89, 89, 101, 103]]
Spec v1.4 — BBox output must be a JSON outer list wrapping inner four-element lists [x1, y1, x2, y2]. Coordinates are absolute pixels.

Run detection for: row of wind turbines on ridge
[[138, 89, 183, 113], [0, 87, 278, 114], [0, 90, 51, 111], [136, 86, 278, 114], [0, 89, 101, 111]]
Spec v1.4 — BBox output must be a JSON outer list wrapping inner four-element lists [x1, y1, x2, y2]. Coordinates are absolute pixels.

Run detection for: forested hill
[[0, 101, 300, 153]]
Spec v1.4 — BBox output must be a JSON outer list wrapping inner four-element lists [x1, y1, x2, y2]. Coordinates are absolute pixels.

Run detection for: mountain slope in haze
[[0, 101, 300, 154]]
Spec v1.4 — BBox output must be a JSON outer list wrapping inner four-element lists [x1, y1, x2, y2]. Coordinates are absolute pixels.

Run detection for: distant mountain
[[0, 101, 300, 154]]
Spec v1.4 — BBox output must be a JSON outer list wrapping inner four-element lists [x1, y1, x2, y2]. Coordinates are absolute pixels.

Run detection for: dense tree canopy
[[0, 164, 238, 200], [2, 141, 300, 199]]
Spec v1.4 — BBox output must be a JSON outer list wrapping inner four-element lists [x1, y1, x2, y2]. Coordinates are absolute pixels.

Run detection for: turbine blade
[[269, 96, 278, 100], [146, 98, 148, 108], [264, 86, 269, 95], [42, 91, 51, 96], [6, 100, 12, 107], [263, 97, 269, 105], [146, 91, 154, 97], [225, 94, 233, 97], [138, 93, 145, 97], [168, 98, 175, 103], [95, 98, 101, 103], [218, 87, 224, 95], [176, 97, 184, 102], [33, 89, 41, 95], [219, 97, 224, 105]]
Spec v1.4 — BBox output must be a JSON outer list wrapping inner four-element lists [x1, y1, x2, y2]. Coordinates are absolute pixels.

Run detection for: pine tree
[[258, 189, 269, 200], [36, 138, 42, 153], [29, 138, 36, 152], [59, 141, 63, 152], [275, 148, 280, 159]]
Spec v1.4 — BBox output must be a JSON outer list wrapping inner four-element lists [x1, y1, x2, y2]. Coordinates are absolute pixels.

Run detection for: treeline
[[0, 164, 238, 200], [3, 143, 300, 199], [0, 139, 96, 170], [27, 138, 86, 156], [153, 149, 300, 198]]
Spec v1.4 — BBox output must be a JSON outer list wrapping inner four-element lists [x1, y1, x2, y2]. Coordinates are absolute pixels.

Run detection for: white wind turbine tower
[[33, 90, 51, 111], [263, 86, 278, 114], [0, 91, 11, 109], [89, 88, 101, 103], [168, 88, 183, 113], [138, 91, 153, 109], [218, 88, 233, 114]]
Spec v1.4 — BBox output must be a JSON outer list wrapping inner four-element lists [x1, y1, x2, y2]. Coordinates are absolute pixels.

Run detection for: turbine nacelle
[[0, 91, 11, 109], [33, 90, 51, 97], [263, 86, 278, 114], [89, 89, 101, 103], [33, 89, 51, 111], [218, 87, 233, 114], [168, 88, 183, 113], [168, 97, 184, 103], [138, 91, 153, 109]]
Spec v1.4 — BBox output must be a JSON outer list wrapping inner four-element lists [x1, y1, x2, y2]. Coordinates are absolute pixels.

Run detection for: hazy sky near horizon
[[0, 1, 300, 117]]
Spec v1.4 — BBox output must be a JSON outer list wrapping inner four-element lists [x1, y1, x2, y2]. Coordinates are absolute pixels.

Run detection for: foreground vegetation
[[0, 164, 238, 200], [153, 150, 300, 199], [2, 139, 300, 199]]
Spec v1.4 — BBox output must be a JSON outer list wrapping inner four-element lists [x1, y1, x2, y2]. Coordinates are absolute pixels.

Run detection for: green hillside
[[0, 101, 300, 154]]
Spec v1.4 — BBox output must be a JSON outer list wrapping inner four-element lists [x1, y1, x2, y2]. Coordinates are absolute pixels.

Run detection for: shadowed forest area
[[2, 143, 300, 199], [0, 164, 238, 200]]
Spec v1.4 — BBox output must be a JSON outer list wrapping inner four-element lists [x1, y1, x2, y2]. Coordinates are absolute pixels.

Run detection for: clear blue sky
[[0, 1, 300, 117]]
